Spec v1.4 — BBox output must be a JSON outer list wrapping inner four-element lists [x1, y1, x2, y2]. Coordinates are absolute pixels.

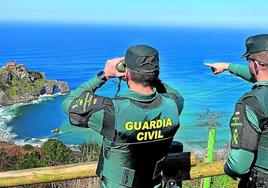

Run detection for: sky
[[0, 0, 267, 27]]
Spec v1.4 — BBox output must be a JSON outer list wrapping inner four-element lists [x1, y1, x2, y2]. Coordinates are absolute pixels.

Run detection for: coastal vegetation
[[0, 139, 100, 172], [0, 131, 241, 188], [0, 139, 237, 188], [0, 139, 100, 187]]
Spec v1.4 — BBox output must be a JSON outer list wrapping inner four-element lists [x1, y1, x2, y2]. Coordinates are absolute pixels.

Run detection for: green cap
[[125, 45, 159, 73], [241, 34, 268, 57]]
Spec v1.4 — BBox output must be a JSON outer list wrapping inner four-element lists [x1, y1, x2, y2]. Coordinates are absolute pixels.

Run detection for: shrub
[[41, 139, 75, 166], [15, 151, 42, 169], [23, 144, 33, 151]]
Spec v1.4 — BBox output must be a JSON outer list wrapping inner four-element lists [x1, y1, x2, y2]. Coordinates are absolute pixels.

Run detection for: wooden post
[[0, 162, 97, 187], [190, 160, 224, 179]]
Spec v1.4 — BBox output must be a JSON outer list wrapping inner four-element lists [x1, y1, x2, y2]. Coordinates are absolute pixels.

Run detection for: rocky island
[[0, 62, 69, 106]]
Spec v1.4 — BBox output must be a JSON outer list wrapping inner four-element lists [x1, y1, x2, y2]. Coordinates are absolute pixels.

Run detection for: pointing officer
[[62, 45, 184, 188], [206, 34, 268, 187]]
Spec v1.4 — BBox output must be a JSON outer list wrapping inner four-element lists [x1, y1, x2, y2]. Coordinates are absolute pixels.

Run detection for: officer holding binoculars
[[62, 45, 184, 188]]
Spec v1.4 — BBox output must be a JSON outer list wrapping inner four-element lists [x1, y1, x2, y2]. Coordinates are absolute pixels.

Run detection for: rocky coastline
[[0, 61, 70, 145], [0, 62, 69, 107]]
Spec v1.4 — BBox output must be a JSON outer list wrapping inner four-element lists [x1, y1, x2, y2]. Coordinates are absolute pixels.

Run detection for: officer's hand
[[104, 57, 126, 79], [204, 62, 230, 75]]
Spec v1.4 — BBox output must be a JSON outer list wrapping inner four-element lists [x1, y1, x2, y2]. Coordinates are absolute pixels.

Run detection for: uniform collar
[[252, 81, 268, 89], [120, 88, 158, 102]]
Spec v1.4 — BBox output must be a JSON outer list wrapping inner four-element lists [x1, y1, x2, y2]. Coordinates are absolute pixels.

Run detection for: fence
[[0, 155, 225, 187]]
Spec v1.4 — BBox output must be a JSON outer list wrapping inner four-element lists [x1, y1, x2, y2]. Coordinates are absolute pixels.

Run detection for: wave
[[12, 137, 49, 147], [39, 93, 67, 98], [31, 93, 67, 104], [0, 128, 17, 142]]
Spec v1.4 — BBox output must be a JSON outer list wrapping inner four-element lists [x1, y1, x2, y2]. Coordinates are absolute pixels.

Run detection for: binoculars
[[116, 59, 126, 73]]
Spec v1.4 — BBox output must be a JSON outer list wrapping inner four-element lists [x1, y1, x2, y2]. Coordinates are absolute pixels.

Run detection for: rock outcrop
[[0, 62, 69, 106]]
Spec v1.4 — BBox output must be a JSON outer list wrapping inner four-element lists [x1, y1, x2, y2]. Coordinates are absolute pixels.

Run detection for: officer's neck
[[128, 81, 154, 95]]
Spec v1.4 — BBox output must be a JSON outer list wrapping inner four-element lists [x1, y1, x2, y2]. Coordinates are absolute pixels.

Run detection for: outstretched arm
[[205, 63, 255, 83], [228, 64, 255, 82]]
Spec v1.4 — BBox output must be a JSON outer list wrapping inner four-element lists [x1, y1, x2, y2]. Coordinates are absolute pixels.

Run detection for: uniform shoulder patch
[[68, 91, 106, 127], [69, 91, 104, 115]]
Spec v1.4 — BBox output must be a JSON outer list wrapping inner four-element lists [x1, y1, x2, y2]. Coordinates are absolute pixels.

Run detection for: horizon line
[[1, 20, 268, 30]]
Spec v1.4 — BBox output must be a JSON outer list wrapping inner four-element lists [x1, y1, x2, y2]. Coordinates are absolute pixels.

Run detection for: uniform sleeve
[[61, 76, 106, 114], [154, 79, 184, 115], [226, 96, 263, 178], [228, 64, 255, 83], [224, 149, 254, 178], [229, 96, 261, 152]]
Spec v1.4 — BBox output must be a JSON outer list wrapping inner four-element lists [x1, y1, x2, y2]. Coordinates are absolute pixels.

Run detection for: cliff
[[0, 62, 69, 106]]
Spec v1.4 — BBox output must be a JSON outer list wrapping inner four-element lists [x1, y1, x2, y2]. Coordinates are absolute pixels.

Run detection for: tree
[[79, 143, 100, 162], [15, 151, 42, 169], [41, 139, 75, 166], [22, 144, 34, 151], [196, 108, 228, 128]]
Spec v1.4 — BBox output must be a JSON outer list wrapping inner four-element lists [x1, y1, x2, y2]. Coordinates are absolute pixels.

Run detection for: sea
[[0, 22, 267, 150]]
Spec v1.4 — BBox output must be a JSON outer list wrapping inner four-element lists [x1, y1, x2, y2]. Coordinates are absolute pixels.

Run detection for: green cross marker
[[232, 128, 239, 145], [83, 93, 93, 112], [71, 99, 81, 109]]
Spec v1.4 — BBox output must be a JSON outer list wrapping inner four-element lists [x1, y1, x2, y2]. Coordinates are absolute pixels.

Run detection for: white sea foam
[[14, 136, 63, 147], [12, 137, 50, 147], [0, 128, 17, 142], [0, 106, 18, 142], [30, 93, 66, 104], [12, 137, 80, 151]]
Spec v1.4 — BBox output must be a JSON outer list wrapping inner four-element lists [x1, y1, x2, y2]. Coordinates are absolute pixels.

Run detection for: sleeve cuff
[[95, 75, 107, 85], [228, 64, 237, 74], [224, 163, 238, 180]]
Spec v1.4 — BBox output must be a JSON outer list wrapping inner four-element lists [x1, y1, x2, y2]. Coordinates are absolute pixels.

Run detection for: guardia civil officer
[[206, 34, 268, 187], [62, 45, 184, 188]]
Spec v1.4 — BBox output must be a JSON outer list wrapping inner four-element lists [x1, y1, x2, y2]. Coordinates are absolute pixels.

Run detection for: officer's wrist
[[226, 63, 231, 70], [97, 71, 108, 82]]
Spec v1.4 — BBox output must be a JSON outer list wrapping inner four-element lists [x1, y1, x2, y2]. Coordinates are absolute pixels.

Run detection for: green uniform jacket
[[225, 64, 268, 179], [62, 76, 184, 188]]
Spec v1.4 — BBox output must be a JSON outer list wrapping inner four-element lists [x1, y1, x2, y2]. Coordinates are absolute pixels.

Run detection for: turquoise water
[[0, 23, 266, 148]]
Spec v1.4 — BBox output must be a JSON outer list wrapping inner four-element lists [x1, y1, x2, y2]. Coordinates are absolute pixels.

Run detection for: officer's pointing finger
[[204, 63, 213, 67], [204, 63, 217, 74]]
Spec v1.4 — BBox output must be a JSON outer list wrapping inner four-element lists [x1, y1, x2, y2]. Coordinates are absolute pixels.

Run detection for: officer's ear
[[125, 69, 130, 80], [253, 60, 260, 74], [256, 61, 268, 71]]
